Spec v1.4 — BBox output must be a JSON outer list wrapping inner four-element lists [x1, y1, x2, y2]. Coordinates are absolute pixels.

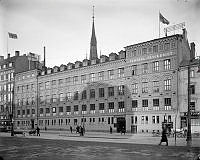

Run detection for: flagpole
[[159, 11, 160, 38], [7, 32, 9, 54]]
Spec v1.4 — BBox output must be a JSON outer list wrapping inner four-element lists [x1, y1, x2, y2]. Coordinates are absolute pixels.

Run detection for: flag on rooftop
[[8, 32, 18, 39], [159, 13, 169, 25]]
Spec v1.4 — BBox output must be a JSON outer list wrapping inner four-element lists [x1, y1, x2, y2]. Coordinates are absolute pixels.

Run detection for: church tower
[[89, 6, 98, 60]]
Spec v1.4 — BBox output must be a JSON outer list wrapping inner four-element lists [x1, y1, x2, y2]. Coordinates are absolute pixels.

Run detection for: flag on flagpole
[[159, 13, 169, 25], [8, 32, 18, 39]]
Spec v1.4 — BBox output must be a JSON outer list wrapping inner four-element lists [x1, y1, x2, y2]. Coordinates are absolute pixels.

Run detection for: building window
[[82, 90, 87, 99], [40, 108, 44, 114], [73, 76, 78, 84], [99, 88, 104, 98], [118, 101, 124, 112], [132, 83, 138, 94], [90, 73, 95, 82], [81, 75, 86, 83], [164, 98, 171, 110], [142, 99, 148, 111], [59, 79, 64, 86], [66, 92, 72, 100], [99, 103, 104, 113], [59, 93, 64, 101], [81, 105, 87, 114], [132, 100, 138, 111], [108, 70, 114, 79], [145, 116, 148, 124], [141, 116, 144, 124], [52, 80, 56, 87], [190, 70, 195, 78], [108, 102, 114, 113], [66, 77, 71, 84], [164, 59, 171, 70], [52, 107, 56, 113], [118, 85, 125, 95], [153, 99, 159, 110], [153, 81, 159, 93], [90, 89, 95, 99], [142, 82, 148, 93], [153, 45, 158, 53], [153, 61, 159, 72], [164, 42, 170, 51], [46, 95, 50, 103], [90, 104, 95, 114], [152, 116, 156, 124], [73, 91, 79, 100], [142, 48, 147, 55], [132, 65, 137, 76], [52, 94, 57, 102], [190, 85, 195, 94], [142, 63, 148, 74], [46, 108, 50, 114], [190, 102, 195, 111], [156, 116, 159, 123], [66, 106, 71, 113], [118, 68, 124, 78], [108, 87, 114, 97], [74, 105, 79, 113], [32, 109, 35, 115], [45, 81, 50, 89], [98, 71, 104, 80], [164, 79, 171, 91]]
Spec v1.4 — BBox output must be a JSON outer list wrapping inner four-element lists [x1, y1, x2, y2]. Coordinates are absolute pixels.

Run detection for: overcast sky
[[0, 0, 200, 67]]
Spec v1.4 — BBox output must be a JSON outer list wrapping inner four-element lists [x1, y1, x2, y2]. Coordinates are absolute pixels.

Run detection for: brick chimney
[[7, 53, 10, 59], [15, 51, 20, 56]]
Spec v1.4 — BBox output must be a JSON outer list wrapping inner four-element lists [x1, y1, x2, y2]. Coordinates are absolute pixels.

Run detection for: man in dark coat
[[36, 126, 40, 136], [159, 127, 168, 146]]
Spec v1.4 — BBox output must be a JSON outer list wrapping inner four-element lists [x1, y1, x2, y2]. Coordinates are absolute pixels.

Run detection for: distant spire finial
[[92, 5, 95, 21]]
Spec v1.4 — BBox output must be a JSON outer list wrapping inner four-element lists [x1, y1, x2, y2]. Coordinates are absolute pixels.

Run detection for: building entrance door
[[131, 125, 137, 133], [31, 119, 34, 129], [116, 117, 126, 133]]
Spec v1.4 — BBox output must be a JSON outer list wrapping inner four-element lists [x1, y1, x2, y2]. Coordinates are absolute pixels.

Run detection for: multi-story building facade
[[0, 51, 41, 130], [179, 57, 200, 133], [14, 16, 197, 133]]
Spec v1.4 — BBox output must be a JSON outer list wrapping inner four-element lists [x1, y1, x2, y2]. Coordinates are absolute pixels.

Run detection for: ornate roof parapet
[[75, 61, 82, 68], [118, 50, 126, 59], [109, 53, 118, 61], [100, 55, 109, 63], [53, 66, 59, 73], [82, 59, 90, 67], [91, 58, 99, 65], [67, 62, 74, 70]]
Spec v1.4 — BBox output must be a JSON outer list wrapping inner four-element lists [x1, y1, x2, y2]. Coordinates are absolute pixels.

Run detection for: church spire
[[90, 5, 98, 60]]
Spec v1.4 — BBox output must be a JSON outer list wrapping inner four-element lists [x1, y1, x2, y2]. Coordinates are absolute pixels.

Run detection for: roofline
[[124, 34, 182, 49]]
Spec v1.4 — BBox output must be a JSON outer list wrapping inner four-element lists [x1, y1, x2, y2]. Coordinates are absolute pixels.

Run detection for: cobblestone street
[[0, 134, 200, 160]]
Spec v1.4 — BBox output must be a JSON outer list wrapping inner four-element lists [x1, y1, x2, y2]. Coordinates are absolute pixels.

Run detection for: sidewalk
[[1, 130, 200, 147]]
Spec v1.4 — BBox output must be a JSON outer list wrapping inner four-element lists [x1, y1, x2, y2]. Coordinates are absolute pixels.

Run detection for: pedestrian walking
[[76, 125, 80, 133], [159, 127, 168, 146], [70, 126, 73, 133], [36, 126, 40, 136], [110, 126, 112, 134], [79, 126, 82, 136]]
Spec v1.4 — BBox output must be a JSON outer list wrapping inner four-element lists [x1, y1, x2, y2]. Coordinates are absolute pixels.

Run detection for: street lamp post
[[186, 60, 192, 146]]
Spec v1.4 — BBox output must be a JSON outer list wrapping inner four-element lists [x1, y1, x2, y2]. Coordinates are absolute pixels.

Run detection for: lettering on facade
[[129, 51, 175, 63]]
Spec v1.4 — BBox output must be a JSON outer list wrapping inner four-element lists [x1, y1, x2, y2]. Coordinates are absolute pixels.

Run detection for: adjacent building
[[0, 51, 41, 130]]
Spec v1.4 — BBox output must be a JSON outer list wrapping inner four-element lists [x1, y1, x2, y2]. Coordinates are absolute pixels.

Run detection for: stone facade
[[14, 29, 196, 133]]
